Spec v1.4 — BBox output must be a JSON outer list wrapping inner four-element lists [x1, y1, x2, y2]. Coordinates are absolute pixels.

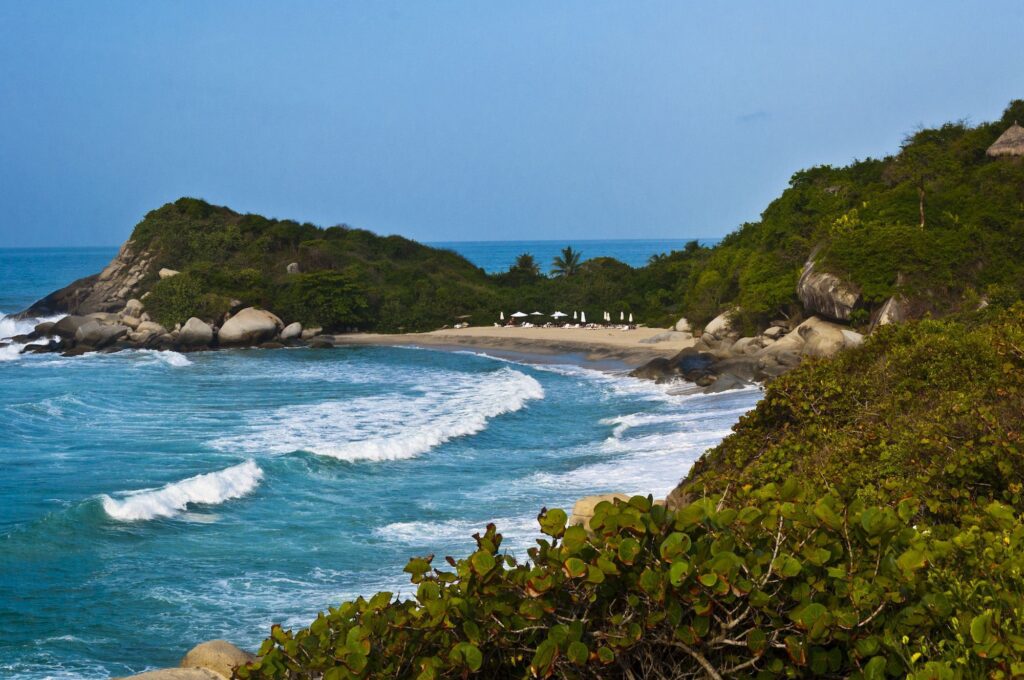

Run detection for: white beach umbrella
[[500, 311, 505, 320], [581, 311, 587, 324], [573, 311, 578, 320], [620, 311, 624, 321], [551, 311, 567, 318], [531, 311, 544, 316], [604, 311, 610, 322], [511, 311, 528, 318], [629, 313, 634, 323]]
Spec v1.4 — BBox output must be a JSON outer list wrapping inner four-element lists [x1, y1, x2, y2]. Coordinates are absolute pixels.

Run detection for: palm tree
[[550, 246, 582, 277], [512, 252, 540, 276]]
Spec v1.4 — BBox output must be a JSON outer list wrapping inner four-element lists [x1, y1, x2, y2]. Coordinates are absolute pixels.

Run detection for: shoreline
[[328, 326, 696, 368]]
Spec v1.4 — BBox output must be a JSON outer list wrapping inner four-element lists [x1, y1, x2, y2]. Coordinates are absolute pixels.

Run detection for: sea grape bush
[[238, 489, 1024, 679]]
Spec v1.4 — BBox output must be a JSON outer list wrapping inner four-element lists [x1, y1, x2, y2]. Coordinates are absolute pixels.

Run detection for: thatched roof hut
[[987, 122, 1024, 157]]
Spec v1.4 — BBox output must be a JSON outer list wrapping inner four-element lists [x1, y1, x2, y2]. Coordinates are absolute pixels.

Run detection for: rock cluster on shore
[[630, 309, 863, 392], [11, 298, 332, 358]]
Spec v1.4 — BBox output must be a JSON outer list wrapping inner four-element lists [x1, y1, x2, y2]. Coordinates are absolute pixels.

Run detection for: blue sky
[[0, 2, 1021, 247]]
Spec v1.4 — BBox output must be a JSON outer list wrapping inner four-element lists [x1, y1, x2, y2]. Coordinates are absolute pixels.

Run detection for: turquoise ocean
[[0, 241, 756, 678]]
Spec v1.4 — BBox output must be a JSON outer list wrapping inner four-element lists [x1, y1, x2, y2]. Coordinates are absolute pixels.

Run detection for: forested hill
[[23, 99, 1024, 335]]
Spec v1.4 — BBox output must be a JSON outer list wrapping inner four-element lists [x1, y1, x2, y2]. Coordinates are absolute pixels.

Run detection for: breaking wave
[[100, 460, 263, 521], [212, 367, 545, 462]]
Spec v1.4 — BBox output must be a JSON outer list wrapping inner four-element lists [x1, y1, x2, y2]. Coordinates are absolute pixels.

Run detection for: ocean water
[[0, 247, 759, 678], [429, 238, 717, 273]]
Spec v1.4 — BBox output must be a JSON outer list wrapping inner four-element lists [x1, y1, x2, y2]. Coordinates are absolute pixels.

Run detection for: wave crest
[[213, 367, 545, 462], [100, 460, 263, 521]]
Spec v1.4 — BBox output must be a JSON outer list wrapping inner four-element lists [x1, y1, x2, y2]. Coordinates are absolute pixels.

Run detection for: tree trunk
[[918, 186, 926, 229]]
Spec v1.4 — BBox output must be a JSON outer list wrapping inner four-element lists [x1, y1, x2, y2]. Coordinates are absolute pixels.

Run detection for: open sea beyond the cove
[[0, 243, 757, 678]]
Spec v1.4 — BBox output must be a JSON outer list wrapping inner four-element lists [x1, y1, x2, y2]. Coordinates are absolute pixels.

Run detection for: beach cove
[[0, 246, 762, 678]]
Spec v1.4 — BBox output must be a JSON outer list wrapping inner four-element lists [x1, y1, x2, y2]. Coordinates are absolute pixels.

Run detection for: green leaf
[[567, 641, 589, 666], [896, 547, 928, 572], [470, 550, 496, 575], [659, 532, 692, 562], [971, 610, 995, 645], [562, 525, 587, 553], [618, 538, 641, 565], [669, 560, 691, 586], [563, 557, 587, 578], [531, 639, 557, 675], [539, 508, 568, 537]]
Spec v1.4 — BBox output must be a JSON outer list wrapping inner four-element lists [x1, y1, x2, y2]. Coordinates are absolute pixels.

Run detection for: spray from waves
[[212, 367, 545, 462], [100, 460, 263, 521], [0, 312, 64, 362], [131, 349, 193, 367]]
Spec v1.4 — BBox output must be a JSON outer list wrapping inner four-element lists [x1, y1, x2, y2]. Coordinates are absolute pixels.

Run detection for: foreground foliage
[[239, 491, 1024, 679]]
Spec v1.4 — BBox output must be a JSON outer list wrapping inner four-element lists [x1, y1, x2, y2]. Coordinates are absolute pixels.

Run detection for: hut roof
[[987, 122, 1024, 157]]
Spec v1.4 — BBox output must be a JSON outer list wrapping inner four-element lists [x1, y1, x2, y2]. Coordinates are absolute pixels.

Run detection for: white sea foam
[[212, 367, 544, 462], [132, 349, 193, 367], [0, 312, 65, 362], [100, 460, 263, 521]]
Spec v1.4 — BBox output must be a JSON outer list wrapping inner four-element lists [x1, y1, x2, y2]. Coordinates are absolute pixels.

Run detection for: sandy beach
[[329, 326, 696, 366]]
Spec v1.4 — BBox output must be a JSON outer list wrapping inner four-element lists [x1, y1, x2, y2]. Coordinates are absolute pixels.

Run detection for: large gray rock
[[286, 262, 300, 274], [218, 307, 283, 345], [797, 256, 860, 321], [300, 326, 323, 340], [703, 309, 740, 340], [180, 639, 255, 679], [51, 315, 92, 339], [158, 268, 180, 279], [74, 320, 128, 348], [124, 298, 145, 317], [794, 316, 860, 359], [178, 317, 213, 347], [136, 321, 167, 335], [673, 317, 692, 333], [280, 321, 303, 341], [704, 372, 751, 394], [873, 296, 910, 327], [117, 670, 222, 680]]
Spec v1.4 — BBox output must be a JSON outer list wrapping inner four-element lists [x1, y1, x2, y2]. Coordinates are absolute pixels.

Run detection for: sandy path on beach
[[329, 326, 696, 365]]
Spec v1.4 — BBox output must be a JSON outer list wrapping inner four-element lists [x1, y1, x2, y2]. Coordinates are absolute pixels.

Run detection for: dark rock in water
[[694, 374, 716, 387], [50, 315, 92, 339], [10, 333, 34, 343], [22, 342, 57, 354], [34, 321, 56, 336], [258, 341, 285, 349], [308, 339, 334, 349], [708, 356, 763, 382], [703, 372, 750, 394], [74, 321, 128, 349], [628, 357, 673, 381], [629, 346, 718, 383], [62, 346, 92, 357]]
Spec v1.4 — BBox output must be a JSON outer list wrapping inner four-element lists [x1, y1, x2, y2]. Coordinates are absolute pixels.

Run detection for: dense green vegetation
[[134, 100, 1024, 333], [238, 308, 1024, 679], [674, 305, 1024, 523]]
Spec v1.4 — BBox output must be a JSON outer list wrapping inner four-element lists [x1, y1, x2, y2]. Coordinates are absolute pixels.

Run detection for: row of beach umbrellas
[[499, 310, 634, 323]]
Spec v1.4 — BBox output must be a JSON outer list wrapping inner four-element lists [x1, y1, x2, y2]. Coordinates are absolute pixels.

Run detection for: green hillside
[[128, 100, 1024, 335]]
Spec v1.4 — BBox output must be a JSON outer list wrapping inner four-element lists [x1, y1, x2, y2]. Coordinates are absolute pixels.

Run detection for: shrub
[[239, 491, 1024, 679], [144, 274, 230, 327]]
